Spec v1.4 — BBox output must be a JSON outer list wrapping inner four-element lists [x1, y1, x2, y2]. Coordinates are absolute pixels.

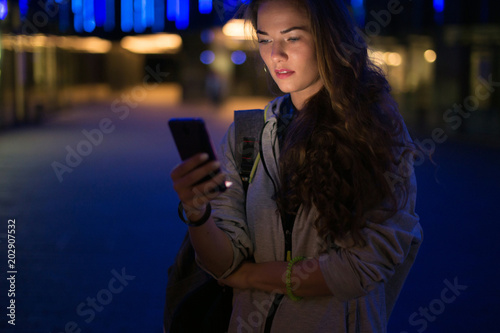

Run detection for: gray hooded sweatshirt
[[200, 95, 423, 333]]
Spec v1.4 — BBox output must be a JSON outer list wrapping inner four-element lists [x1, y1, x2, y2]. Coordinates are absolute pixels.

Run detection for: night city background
[[0, 0, 499, 332]]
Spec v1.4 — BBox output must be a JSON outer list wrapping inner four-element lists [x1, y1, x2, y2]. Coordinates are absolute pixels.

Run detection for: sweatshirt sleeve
[[195, 123, 254, 279], [318, 172, 423, 302]]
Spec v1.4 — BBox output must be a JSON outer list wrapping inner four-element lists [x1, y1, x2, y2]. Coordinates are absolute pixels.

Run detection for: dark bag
[[165, 233, 233, 333], [164, 109, 265, 333]]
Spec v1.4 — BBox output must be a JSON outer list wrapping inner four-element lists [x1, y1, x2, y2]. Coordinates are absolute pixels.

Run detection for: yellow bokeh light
[[384, 52, 402, 67], [222, 19, 254, 40], [424, 49, 437, 63], [120, 34, 182, 54]]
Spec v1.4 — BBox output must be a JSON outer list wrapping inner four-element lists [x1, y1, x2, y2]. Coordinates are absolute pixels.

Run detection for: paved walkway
[[0, 99, 498, 332]]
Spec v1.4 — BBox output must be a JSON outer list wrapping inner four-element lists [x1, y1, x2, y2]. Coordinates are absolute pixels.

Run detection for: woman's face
[[257, 0, 323, 109]]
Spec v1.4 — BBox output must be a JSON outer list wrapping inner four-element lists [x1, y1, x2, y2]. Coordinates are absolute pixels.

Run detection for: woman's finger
[[170, 153, 209, 180], [173, 160, 221, 193]]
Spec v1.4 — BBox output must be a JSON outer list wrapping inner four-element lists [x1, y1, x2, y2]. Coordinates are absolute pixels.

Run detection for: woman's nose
[[271, 42, 287, 63]]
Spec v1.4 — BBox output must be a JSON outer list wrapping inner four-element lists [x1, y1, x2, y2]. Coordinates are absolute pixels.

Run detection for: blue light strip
[[199, 0, 212, 14], [19, 0, 28, 18], [121, 0, 133, 32], [0, 0, 8, 21], [74, 11, 84, 33], [83, 0, 96, 32], [72, 0, 83, 14], [152, 0, 165, 32], [167, 0, 177, 21], [59, 1, 71, 31], [134, 0, 147, 33], [104, 0, 115, 32], [146, 0, 155, 27], [351, 0, 365, 27], [95, 0, 106, 27], [176, 0, 189, 29], [433, 0, 445, 13], [351, 0, 363, 8]]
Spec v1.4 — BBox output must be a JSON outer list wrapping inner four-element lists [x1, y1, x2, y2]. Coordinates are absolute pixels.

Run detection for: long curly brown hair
[[245, 0, 416, 246]]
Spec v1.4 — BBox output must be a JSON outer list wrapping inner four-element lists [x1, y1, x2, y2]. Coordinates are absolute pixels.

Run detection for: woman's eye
[[258, 39, 271, 44], [288, 37, 300, 42]]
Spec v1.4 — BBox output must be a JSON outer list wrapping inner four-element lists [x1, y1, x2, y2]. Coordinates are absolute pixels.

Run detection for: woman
[[170, 0, 423, 331]]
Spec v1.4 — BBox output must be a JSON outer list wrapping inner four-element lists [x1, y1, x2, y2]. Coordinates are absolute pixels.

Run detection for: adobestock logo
[[400, 277, 468, 333], [51, 65, 169, 183], [53, 267, 135, 333]]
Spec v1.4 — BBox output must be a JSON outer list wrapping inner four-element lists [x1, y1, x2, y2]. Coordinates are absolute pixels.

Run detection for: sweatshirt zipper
[[260, 128, 296, 333], [264, 212, 294, 333]]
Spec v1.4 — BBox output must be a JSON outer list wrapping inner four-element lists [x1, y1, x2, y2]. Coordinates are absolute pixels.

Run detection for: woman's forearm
[[249, 259, 332, 297], [221, 259, 333, 298], [188, 216, 234, 278]]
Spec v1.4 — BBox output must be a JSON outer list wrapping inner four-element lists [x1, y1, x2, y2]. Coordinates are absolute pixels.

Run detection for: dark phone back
[[168, 118, 217, 161]]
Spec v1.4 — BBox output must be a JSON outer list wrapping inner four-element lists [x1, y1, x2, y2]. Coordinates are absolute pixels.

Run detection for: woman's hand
[[170, 153, 226, 221]]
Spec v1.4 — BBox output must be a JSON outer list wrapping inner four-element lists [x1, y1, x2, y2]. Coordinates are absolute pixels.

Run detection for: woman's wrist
[[245, 262, 288, 293], [178, 202, 211, 227]]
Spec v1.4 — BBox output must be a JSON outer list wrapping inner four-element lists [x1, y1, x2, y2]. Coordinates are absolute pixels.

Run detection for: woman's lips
[[275, 69, 295, 79]]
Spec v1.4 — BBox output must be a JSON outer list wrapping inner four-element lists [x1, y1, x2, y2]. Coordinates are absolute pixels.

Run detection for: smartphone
[[168, 118, 227, 192]]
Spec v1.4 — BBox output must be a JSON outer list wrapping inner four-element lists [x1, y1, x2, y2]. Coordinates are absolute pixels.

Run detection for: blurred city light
[[201, 29, 215, 44], [0, 35, 112, 54], [60, 36, 112, 53], [199, 0, 212, 14], [384, 52, 402, 67], [72, 0, 83, 13], [95, 0, 106, 27], [231, 50, 247, 65], [0, 0, 7, 21], [152, 0, 165, 32], [83, 0, 96, 32], [146, 0, 155, 27], [175, 0, 189, 29], [424, 49, 437, 63], [351, 0, 365, 26], [59, 1, 71, 32], [134, 0, 147, 33], [369, 50, 385, 67], [104, 0, 116, 32], [121, 0, 133, 32], [120, 33, 182, 54], [222, 19, 254, 40], [433, 0, 445, 13], [167, 0, 177, 21], [74, 11, 84, 33], [19, 0, 28, 18], [200, 50, 215, 65]]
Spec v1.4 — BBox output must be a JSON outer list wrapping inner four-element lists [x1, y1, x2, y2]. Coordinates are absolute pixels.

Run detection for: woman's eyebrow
[[280, 26, 307, 34], [256, 26, 307, 35]]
